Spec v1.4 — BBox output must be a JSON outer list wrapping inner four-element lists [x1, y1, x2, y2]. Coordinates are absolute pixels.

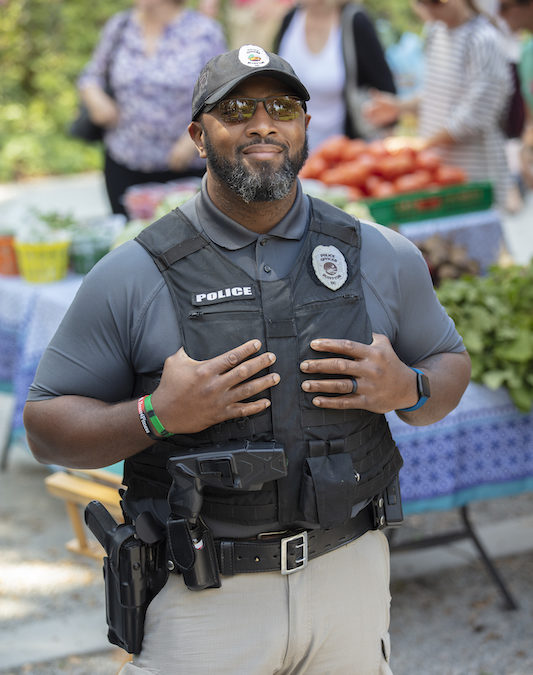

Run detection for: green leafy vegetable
[[437, 261, 533, 412]]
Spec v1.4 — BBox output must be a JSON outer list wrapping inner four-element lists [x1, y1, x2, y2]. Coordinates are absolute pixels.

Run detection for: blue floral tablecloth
[[0, 274, 83, 432], [386, 383, 533, 514]]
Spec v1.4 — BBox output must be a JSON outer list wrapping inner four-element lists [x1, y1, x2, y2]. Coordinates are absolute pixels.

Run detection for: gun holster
[[84, 500, 168, 654]]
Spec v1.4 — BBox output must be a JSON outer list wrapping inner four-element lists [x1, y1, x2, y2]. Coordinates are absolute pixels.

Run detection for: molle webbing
[[128, 199, 402, 527]]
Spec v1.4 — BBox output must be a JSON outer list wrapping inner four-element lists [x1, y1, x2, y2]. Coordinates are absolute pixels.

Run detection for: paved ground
[[1, 440, 532, 675], [1, 173, 533, 674]]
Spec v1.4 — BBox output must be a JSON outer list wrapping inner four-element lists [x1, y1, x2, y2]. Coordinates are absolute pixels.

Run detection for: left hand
[[300, 333, 417, 414]]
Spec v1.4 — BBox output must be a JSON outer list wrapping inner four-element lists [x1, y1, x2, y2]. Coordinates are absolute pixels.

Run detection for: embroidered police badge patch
[[312, 245, 348, 290]]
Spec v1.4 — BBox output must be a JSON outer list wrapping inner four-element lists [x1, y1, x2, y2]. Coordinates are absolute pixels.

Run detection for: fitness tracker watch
[[398, 367, 430, 412]]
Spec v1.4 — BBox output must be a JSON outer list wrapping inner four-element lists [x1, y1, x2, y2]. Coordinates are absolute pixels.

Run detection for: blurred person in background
[[199, 0, 295, 50], [498, 0, 533, 190], [78, 0, 226, 215], [365, 0, 512, 209], [272, 0, 397, 153]]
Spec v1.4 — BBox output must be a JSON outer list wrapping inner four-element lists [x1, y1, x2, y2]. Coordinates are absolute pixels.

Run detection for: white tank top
[[278, 10, 346, 151]]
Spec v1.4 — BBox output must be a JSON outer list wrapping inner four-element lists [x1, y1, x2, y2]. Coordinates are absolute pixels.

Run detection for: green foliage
[[30, 208, 77, 231], [437, 261, 533, 412], [0, 0, 129, 181], [362, 0, 423, 45]]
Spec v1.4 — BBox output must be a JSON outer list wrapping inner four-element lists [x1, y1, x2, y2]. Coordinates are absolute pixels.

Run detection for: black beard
[[202, 130, 309, 203]]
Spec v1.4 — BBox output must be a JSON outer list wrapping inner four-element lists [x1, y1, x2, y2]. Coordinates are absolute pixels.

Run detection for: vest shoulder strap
[[308, 196, 361, 248], [135, 208, 210, 272]]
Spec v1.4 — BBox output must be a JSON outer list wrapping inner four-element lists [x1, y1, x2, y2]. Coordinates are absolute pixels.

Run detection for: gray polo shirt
[[27, 179, 464, 405]]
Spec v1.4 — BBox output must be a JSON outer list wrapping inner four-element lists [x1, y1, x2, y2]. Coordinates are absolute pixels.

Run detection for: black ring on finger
[[350, 377, 358, 394]]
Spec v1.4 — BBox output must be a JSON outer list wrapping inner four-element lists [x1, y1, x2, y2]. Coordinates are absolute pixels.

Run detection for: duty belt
[[215, 503, 375, 576]]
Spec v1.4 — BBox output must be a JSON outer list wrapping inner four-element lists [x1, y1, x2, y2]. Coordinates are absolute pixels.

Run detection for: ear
[[304, 113, 311, 130], [188, 121, 207, 159]]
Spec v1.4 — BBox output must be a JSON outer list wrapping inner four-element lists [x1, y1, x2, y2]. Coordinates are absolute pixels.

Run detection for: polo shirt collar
[[196, 175, 307, 250]]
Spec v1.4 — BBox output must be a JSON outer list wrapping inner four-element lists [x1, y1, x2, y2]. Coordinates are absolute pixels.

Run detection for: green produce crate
[[364, 181, 493, 226]]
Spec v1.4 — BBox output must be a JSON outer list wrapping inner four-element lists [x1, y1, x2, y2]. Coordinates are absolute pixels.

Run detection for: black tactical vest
[[126, 197, 402, 530]]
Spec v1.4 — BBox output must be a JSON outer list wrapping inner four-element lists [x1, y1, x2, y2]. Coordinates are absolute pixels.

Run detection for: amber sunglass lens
[[267, 97, 301, 121], [219, 98, 256, 122]]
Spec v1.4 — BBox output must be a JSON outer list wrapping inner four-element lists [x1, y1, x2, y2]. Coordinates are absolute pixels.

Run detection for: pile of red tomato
[[299, 135, 467, 201]]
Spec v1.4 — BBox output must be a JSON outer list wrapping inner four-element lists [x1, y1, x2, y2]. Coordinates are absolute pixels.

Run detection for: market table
[[0, 205, 506, 446], [398, 207, 505, 273], [387, 382, 533, 609], [0, 272, 83, 461], [4, 262, 530, 506], [0, 254, 533, 607], [0, 207, 526, 603]]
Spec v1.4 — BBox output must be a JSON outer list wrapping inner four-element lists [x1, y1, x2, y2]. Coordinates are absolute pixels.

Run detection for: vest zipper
[[188, 308, 262, 319], [296, 293, 360, 311]]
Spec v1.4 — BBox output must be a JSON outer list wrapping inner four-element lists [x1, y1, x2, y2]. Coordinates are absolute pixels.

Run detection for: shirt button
[[259, 238, 268, 246], [263, 264, 272, 274]]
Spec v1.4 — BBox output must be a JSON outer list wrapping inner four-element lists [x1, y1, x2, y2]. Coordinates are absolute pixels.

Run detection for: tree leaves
[[0, 0, 129, 180]]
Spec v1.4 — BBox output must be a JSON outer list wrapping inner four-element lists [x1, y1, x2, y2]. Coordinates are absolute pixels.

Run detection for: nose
[[245, 101, 277, 136]]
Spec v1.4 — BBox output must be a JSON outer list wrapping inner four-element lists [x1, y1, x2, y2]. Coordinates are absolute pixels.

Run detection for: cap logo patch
[[239, 45, 270, 68], [312, 245, 348, 291]]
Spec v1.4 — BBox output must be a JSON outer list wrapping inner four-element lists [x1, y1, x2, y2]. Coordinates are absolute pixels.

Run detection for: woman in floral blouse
[[79, 0, 226, 215]]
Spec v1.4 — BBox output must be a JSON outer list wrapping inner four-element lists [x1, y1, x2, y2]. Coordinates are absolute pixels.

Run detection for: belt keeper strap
[[218, 541, 235, 576]]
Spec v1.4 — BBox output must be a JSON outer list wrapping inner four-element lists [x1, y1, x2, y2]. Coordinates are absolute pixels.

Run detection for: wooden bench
[[45, 468, 124, 559]]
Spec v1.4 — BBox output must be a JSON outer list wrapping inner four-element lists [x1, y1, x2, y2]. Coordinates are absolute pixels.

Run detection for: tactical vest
[[125, 197, 402, 530]]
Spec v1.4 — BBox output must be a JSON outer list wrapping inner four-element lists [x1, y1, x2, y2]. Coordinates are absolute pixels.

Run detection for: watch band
[[398, 367, 430, 412]]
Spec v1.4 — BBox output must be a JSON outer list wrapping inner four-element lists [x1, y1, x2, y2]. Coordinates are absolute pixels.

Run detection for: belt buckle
[[280, 531, 308, 575]]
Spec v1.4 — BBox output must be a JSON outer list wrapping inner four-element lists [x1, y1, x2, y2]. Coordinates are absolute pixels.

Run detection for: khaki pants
[[121, 529, 393, 674]]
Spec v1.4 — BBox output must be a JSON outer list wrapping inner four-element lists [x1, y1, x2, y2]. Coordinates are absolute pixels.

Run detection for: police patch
[[192, 286, 255, 306], [312, 245, 348, 291]]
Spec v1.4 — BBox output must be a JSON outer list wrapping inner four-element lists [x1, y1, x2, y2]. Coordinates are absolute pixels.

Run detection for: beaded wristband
[[143, 394, 174, 438]]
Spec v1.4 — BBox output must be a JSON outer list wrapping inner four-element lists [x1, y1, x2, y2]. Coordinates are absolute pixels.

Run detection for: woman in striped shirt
[[365, 0, 512, 208]]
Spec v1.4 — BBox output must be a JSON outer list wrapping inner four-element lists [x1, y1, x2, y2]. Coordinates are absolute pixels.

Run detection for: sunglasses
[[207, 95, 306, 123]]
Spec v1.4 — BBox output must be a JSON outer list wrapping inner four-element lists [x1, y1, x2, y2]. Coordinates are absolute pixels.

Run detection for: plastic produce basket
[[364, 181, 493, 226], [0, 235, 19, 275], [14, 240, 71, 283]]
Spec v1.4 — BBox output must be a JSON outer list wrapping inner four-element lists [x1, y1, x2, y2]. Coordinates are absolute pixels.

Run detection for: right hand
[[363, 90, 400, 128], [82, 85, 120, 128], [150, 339, 280, 435], [89, 95, 120, 128]]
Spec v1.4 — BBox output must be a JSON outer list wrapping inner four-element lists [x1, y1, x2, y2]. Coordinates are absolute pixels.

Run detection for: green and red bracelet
[[138, 394, 174, 439]]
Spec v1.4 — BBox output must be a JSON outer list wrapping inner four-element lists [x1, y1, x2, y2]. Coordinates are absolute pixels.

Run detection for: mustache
[[237, 139, 288, 152]]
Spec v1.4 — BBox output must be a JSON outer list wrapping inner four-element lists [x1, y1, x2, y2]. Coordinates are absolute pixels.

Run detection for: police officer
[[24, 45, 471, 674]]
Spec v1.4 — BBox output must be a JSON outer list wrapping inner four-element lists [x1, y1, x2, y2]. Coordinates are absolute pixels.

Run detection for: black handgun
[[84, 500, 167, 654]]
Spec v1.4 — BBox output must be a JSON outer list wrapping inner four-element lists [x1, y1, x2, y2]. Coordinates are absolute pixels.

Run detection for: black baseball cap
[[192, 44, 310, 120]]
